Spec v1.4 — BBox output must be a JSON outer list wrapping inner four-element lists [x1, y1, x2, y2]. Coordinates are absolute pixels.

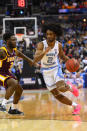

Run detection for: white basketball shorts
[[42, 67, 64, 91]]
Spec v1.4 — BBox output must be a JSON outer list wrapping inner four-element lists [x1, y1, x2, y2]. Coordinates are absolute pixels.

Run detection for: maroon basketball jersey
[[0, 46, 16, 72]]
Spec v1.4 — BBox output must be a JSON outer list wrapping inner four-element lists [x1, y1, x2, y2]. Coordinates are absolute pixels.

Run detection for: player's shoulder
[[58, 42, 62, 49], [57, 41, 61, 45], [57, 42, 63, 54], [0, 46, 7, 54], [0, 46, 8, 60]]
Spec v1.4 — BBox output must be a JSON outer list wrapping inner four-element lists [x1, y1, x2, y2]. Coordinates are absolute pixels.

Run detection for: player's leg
[[5, 78, 18, 99], [50, 86, 72, 105], [50, 87, 81, 114], [54, 67, 81, 114], [43, 68, 81, 114], [55, 67, 79, 97], [0, 76, 16, 112], [8, 84, 24, 115], [13, 84, 23, 105], [43, 71, 73, 105], [6, 78, 23, 106], [56, 80, 69, 92], [56, 80, 79, 97], [0, 77, 24, 114], [6, 79, 24, 115]]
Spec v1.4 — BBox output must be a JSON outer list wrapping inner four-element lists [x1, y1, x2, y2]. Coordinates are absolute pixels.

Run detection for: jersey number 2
[[47, 57, 53, 64]]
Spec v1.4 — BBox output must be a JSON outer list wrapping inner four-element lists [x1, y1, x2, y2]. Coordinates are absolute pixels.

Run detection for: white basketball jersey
[[41, 40, 60, 69]]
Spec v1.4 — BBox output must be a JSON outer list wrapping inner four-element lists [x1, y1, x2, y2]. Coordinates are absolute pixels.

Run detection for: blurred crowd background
[[0, 0, 87, 89]]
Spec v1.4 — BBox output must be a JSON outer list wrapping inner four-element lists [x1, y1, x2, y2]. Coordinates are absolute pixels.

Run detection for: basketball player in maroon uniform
[[0, 33, 34, 115]]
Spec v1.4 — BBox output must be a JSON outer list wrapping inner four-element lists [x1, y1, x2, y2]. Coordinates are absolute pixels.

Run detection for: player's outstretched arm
[[0, 49, 7, 60], [59, 43, 69, 62], [15, 49, 33, 66], [33, 42, 50, 64]]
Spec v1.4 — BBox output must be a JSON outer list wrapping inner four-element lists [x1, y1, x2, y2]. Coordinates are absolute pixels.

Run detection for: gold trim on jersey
[[0, 60, 2, 67], [13, 48, 17, 55], [0, 74, 9, 86], [0, 47, 8, 61], [13, 48, 17, 51]]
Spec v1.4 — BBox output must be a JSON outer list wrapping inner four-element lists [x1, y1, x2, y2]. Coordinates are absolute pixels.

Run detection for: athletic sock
[[2, 99, 8, 106], [72, 102, 78, 107], [11, 104, 18, 109]]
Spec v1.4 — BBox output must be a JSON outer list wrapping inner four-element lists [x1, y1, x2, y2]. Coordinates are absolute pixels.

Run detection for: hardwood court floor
[[0, 88, 87, 131]]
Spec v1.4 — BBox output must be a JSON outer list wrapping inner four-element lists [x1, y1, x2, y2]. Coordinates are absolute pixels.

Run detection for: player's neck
[[47, 40, 56, 49], [7, 46, 14, 53]]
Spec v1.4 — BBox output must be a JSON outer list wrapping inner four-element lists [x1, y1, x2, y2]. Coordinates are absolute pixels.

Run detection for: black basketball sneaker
[[0, 104, 6, 112], [8, 107, 24, 115]]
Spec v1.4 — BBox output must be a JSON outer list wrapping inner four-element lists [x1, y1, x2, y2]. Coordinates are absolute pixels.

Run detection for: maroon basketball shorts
[[0, 71, 17, 88]]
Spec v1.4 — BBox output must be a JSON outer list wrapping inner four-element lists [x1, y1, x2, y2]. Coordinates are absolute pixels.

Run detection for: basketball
[[66, 58, 79, 72]]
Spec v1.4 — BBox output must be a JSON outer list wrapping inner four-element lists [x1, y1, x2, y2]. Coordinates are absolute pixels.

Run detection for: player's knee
[[7, 78, 18, 90], [17, 85, 23, 93], [51, 88, 64, 99], [51, 88, 60, 97], [12, 80, 19, 90], [56, 94, 64, 100], [59, 88, 67, 92], [65, 84, 70, 90], [56, 80, 65, 89]]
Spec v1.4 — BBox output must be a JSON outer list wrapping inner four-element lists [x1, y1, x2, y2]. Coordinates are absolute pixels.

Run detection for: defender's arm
[[15, 50, 33, 66], [59, 43, 69, 62]]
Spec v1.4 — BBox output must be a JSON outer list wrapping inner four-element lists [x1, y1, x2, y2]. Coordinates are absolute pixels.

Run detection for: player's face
[[46, 30, 56, 43], [8, 35, 17, 48]]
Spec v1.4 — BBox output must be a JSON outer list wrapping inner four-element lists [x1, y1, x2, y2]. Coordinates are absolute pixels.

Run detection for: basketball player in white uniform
[[34, 23, 81, 114]]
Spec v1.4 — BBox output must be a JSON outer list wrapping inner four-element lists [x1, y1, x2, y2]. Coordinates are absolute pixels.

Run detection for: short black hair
[[3, 32, 14, 41], [42, 22, 63, 37]]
